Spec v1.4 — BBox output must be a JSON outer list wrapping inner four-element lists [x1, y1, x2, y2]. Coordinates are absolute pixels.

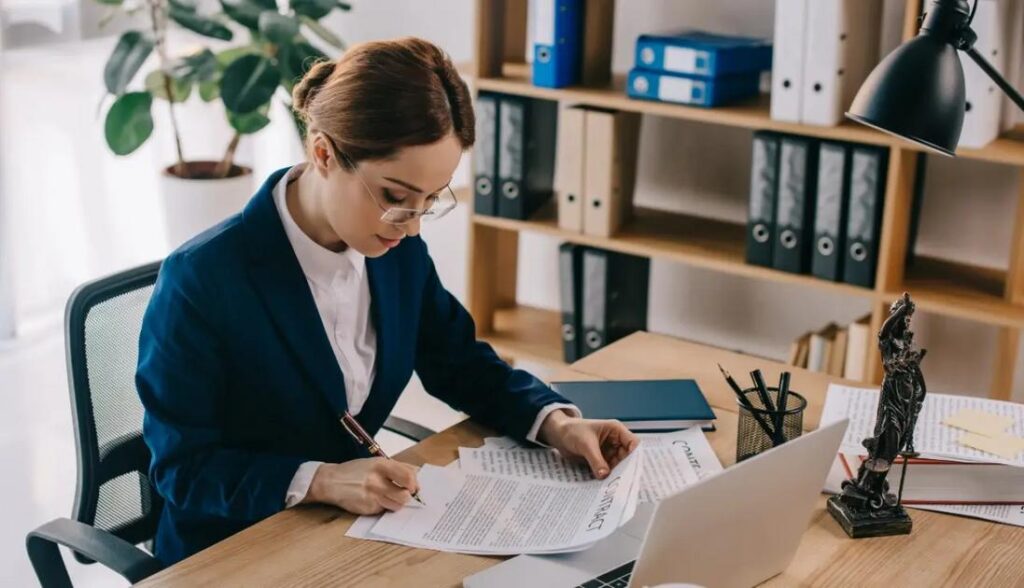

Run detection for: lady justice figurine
[[827, 293, 927, 538]]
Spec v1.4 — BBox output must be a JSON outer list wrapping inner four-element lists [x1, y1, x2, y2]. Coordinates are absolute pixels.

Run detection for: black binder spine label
[[843, 146, 887, 288], [559, 243, 583, 363], [811, 142, 849, 281], [746, 131, 780, 267], [581, 248, 607, 356], [773, 136, 818, 274], [473, 93, 499, 216]]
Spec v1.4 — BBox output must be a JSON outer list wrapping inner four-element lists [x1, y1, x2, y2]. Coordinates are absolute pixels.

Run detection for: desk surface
[[138, 332, 1024, 587]]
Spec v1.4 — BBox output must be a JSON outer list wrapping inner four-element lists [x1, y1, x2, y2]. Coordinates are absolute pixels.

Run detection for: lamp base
[[827, 495, 913, 539]]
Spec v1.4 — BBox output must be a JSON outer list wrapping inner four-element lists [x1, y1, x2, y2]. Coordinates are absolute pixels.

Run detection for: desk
[[138, 332, 1024, 587]]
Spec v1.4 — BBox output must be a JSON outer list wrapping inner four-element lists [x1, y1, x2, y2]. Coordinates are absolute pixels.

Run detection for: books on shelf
[[788, 314, 870, 381]]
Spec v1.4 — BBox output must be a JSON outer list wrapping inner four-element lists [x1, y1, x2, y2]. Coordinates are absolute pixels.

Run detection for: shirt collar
[[273, 164, 365, 287]]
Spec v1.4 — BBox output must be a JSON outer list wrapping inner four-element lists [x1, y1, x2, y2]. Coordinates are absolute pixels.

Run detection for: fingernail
[[598, 468, 608, 477]]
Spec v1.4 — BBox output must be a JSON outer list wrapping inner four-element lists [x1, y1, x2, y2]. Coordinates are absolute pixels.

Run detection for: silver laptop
[[465, 418, 849, 588]]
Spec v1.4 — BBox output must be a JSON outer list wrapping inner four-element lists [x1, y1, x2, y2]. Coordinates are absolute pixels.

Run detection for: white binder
[[959, 0, 1007, 149], [801, 0, 882, 127], [770, 0, 808, 123]]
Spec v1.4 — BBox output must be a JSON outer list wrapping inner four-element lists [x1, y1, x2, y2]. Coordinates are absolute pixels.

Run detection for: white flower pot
[[158, 162, 254, 249]]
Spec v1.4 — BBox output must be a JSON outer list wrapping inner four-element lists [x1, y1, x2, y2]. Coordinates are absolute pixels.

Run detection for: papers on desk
[[345, 429, 722, 555]]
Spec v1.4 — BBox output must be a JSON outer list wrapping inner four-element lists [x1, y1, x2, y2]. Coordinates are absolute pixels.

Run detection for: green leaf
[[95, 0, 123, 5], [299, 15, 343, 49], [221, 54, 279, 113], [228, 104, 271, 134], [199, 79, 221, 102], [173, 48, 219, 83], [103, 31, 154, 95], [168, 0, 197, 11], [104, 92, 153, 155], [219, 0, 264, 30], [278, 41, 327, 91], [336, 2, 352, 10], [216, 44, 262, 67], [291, 0, 336, 19], [259, 12, 300, 44], [250, 0, 279, 8], [145, 70, 193, 103], [169, 5, 234, 41]]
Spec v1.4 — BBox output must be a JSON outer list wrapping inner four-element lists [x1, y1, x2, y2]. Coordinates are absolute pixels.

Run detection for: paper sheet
[[908, 503, 1024, 528], [820, 384, 1024, 466], [367, 451, 642, 555]]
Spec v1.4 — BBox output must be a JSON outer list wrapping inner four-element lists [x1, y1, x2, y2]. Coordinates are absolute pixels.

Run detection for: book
[[844, 314, 872, 381], [827, 327, 848, 377], [550, 379, 716, 431], [807, 323, 839, 373], [788, 331, 812, 368]]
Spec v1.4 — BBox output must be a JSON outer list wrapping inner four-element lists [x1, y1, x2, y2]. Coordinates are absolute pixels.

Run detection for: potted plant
[[95, 0, 349, 246]]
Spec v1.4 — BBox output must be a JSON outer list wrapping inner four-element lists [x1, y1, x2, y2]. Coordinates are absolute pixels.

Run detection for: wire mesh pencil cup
[[736, 388, 807, 462]]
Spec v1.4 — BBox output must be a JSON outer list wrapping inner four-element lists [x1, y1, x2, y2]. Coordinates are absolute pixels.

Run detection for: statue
[[827, 293, 927, 538]]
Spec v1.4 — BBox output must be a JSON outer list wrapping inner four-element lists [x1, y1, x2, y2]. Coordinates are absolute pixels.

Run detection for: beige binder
[[555, 105, 586, 232], [583, 109, 641, 238]]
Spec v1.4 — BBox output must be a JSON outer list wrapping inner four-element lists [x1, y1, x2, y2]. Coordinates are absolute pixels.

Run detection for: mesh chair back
[[65, 262, 163, 563]]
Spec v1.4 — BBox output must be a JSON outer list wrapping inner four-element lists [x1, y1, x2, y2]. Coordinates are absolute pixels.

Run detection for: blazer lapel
[[357, 252, 400, 432], [241, 168, 349, 416]]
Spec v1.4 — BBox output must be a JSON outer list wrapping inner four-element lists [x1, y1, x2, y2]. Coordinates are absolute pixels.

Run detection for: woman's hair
[[292, 37, 475, 168]]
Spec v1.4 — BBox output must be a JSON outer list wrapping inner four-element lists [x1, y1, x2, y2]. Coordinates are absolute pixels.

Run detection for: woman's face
[[315, 132, 463, 258]]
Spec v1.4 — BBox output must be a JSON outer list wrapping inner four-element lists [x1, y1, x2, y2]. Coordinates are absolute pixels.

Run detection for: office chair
[[26, 261, 435, 587]]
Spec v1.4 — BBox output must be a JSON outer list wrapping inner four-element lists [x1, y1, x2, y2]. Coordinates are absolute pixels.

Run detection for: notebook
[[551, 379, 716, 431]]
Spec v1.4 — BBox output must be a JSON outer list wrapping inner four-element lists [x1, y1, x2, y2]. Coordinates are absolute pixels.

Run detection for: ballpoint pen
[[339, 411, 426, 506], [775, 371, 792, 445]]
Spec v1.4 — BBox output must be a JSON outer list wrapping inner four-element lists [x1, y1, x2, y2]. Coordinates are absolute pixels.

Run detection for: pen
[[775, 372, 792, 445], [339, 411, 426, 506], [749, 369, 775, 413], [718, 364, 775, 439]]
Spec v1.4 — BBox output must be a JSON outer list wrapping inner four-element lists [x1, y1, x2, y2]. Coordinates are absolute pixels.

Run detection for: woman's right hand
[[303, 457, 421, 515]]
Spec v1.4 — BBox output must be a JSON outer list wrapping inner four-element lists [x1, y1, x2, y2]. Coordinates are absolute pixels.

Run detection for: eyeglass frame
[[320, 133, 458, 226]]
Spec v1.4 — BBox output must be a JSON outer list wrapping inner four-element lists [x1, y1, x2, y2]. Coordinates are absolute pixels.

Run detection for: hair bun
[[292, 59, 337, 115]]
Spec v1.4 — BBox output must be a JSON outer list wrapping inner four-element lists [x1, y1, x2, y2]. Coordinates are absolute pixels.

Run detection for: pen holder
[[736, 388, 807, 463]]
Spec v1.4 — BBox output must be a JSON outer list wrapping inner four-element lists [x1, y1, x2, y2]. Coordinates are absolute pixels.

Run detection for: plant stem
[[148, 0, 187, 178], [215, 133, 242, 179]]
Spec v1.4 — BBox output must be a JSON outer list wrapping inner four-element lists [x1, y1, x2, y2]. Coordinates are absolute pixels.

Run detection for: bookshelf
[[466, 0, 1024, 400]]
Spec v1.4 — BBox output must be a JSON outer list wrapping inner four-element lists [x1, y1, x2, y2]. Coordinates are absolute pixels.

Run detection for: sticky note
[[959, 432, 1024, 460], [943, 409, 1014, 437]]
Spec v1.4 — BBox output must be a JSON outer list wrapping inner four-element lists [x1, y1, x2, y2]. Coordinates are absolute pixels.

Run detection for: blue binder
[[531, 0, 583, 88], [635, 30, 773, 77], [627, 67, 760, 107]]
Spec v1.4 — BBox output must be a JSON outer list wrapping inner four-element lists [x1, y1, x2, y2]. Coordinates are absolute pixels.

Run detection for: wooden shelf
[[469, 63, 1024, 167], [893, 257, 1024, 328], [480, 304, 565, 366]]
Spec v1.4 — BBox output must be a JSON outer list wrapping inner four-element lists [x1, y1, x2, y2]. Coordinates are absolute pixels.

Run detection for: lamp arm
[[963, 46, 1024, 113]]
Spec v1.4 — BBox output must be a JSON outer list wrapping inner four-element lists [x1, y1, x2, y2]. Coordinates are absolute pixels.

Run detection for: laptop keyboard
[[574, 560, 636, 588]]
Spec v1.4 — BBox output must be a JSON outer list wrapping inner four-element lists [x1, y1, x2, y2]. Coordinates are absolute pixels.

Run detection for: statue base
[[826, 495, 912, 538]]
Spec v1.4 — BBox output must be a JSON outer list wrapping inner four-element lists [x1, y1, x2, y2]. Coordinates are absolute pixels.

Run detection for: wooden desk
[[139, 332, 1024, 587]]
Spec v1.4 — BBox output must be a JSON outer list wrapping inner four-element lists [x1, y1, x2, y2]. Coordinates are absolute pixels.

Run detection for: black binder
[[811, 141, 850, 281], [473, 92, 499, 216], [843, 145, 888, 288], [772, 135, 819, 274], [558, 243, 584, 363], [746, 131, 781, 267], [497, 96, 558, 220], [581, 249, 649, 357]]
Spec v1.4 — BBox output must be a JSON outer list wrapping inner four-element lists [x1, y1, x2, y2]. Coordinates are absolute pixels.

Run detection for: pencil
[[340, 411, 426, 506], [718, 364, 775, 439]]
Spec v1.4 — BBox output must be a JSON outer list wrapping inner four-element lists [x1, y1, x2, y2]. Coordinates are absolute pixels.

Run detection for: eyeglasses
[[322, 134, 458, 226]]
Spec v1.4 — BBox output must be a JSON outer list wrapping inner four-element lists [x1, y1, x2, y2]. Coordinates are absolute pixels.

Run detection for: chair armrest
[[382, 415, 435, 443], [26, 518, 163, 588]]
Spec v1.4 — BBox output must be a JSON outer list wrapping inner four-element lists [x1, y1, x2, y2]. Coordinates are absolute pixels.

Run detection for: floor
[[0, 326, 478, 587]]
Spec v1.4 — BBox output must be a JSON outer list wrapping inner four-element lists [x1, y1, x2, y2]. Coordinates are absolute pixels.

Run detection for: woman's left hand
[[538, 410, 640, 479]]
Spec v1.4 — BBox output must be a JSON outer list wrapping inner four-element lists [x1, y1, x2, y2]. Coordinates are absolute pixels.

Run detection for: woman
[[137, 37, 638, 565]]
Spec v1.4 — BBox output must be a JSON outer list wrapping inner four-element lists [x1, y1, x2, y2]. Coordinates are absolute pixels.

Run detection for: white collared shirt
[[274, 166, 578, 507]]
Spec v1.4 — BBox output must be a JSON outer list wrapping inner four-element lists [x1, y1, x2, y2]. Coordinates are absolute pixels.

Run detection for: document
[[909, 503, 1024, 528], [820, 384, 1024, 466]]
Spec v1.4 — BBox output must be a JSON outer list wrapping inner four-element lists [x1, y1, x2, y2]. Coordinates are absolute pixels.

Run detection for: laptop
[[465, 418, 849, 588]]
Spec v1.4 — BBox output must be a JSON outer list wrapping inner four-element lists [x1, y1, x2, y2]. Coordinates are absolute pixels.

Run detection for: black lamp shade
[[846, 34, 966, 156]]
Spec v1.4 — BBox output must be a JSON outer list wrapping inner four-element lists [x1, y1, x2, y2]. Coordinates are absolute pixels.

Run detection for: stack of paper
[[346, 429, 723, 555], [821, 384, 1024, 528]]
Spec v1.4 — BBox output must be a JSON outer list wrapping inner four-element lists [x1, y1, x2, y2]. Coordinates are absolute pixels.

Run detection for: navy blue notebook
[[551, 379, 716, 431]]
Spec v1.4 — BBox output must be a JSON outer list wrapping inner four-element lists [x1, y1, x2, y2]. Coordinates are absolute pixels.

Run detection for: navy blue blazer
[[137, 167, 568, 565]]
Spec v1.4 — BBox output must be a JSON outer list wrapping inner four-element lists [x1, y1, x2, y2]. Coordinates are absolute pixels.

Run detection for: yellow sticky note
[[959, 432, 1024, 460], [943, 409, 1014, 437]]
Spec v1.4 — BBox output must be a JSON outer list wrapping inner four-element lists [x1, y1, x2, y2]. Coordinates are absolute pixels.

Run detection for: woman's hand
[[303, 457, 420, 515], [538, 410, 640, 479]]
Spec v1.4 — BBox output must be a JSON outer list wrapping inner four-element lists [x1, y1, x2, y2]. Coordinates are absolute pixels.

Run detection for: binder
[[626, 68, 760, 107], [746, 131, 781, 267], [772, 136, 819, 274], [959, 0, 1006, 148], [843, 146, 888, 288], [554, 105, 586, 232], [811, 141, 851, 281], [801, 0, 882, 126], [580, 0, 615, 87], [771, 0, 808, 123], [530, 0, 583, 88], [583, 108, 640, 238], [634, 30, 772, 77], [581, 249, 649, 357], [472, 92, 500, 216], [558, 243, 583, 363], [497, 96, 558, 220]]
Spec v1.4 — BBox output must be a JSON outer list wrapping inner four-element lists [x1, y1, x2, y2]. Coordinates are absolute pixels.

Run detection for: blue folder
[[627, 67, 760, 107], [550, 379, 716, 431], [532, 0, 583, 88], [635, 30, 773, 77]]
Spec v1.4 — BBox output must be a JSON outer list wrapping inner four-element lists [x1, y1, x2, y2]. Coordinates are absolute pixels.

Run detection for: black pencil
[[718, 364, 775, 438]]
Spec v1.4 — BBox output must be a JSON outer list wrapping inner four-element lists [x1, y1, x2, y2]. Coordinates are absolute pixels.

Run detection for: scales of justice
[[827, 292, 928, 538]]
